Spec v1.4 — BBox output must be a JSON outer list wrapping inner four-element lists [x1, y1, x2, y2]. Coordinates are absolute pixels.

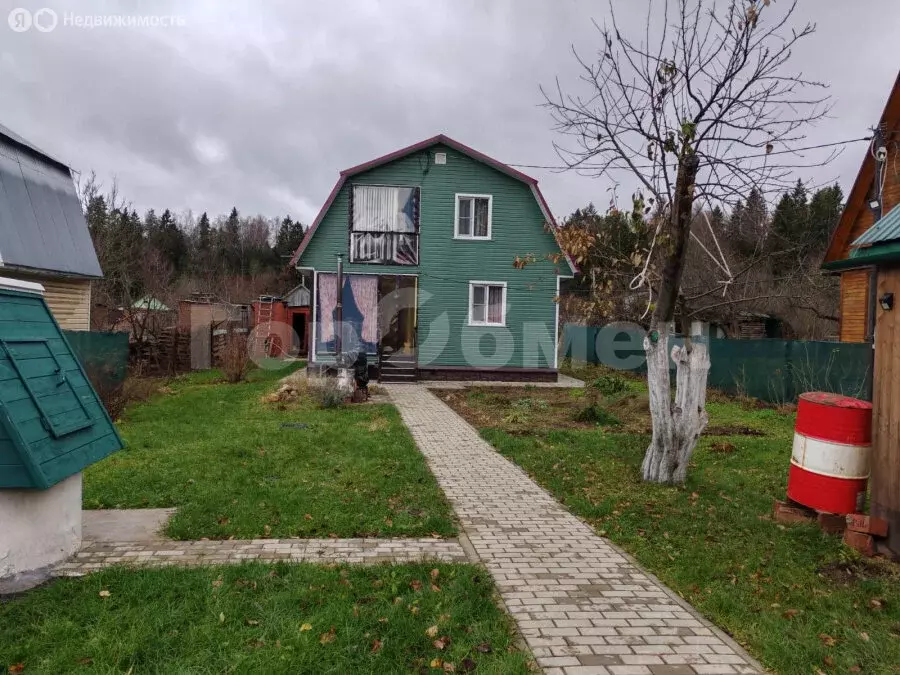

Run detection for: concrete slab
[[82, 508, 175, 544]]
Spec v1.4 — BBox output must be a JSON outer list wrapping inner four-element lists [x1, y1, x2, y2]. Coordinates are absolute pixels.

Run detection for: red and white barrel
[[787, 392, 872, 514]]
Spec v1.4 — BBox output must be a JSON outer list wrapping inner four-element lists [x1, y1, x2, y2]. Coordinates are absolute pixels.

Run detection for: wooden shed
[[822, 70, 900, 556], [823, 71, 900, 342], [0, 123, 102, 331], [0, 277, 123, 489]]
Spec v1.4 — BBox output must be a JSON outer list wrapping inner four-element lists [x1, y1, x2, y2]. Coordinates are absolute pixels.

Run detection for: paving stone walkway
[[54, 538, 469, 575], [386, 384, 763, 675]]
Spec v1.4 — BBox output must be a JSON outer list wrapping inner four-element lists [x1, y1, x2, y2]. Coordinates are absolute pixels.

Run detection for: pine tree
[[770, 180, 811, 257], [727, 188, 766, 255], [220, 207, 242, 275], [197, 212, 211, 251], [274, 215, 306, 259], [808, 184, 844, 253]]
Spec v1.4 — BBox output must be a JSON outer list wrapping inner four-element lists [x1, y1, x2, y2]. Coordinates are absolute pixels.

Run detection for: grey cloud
[[0, 0, 896, 226]]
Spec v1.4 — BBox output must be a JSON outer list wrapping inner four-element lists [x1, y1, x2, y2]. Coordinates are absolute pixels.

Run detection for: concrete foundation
[[0, 473, 82, 585]]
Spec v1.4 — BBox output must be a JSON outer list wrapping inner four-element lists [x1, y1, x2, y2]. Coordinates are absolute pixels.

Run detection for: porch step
[[379, 358, 418, 383]]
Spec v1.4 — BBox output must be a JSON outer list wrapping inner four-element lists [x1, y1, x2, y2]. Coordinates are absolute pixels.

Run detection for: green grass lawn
[[448, 364, 900, 675], [0, 562, 528, 674], [83, 367, 455, 540]]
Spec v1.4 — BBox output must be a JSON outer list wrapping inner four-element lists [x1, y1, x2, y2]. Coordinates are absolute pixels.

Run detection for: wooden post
[[871, 264, 900, 556]]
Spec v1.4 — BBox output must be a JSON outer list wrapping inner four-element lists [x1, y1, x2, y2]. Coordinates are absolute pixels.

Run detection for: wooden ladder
[[254, 296, 275, 356]]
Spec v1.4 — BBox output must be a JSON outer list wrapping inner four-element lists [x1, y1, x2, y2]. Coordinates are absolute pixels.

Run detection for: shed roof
[[851, 203, 900, 248], [289, 134, 578, 275], [0, 124, 102, 278]]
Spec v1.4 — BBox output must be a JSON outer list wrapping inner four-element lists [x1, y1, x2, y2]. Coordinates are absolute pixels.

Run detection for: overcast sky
[[1, 0, 897, 226]]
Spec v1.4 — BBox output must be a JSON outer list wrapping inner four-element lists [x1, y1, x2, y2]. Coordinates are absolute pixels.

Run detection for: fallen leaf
[[783, 609, 800, 619], [430, 659, 443, 669], [443, 663, 455, 673], [212, 577, 223, 588], [219, 612, 225, 624], [263, 525, 271, 536], [460, 657, 476, 672], [8, 665, 24, 674], [304, 514, 313, 520], [433, 636, 450, 650], [378, 617, 389, 623], [870, 598, 884, 610], [371, 639, 382, 653], [77, 658, 93, 666], [859, 632, 870, 642], [409, 605, 420, 615], [217, 516, 230, 525], [245, 619, 259, 626], [320, 626, 336, 644], [431, 568, 440, 580], [300, 623, 312, 632], [850, 666, 862, 672], [818, 633, 836, 647], [98, 590, 111, 598], [410, 580, 423, 592], [426, 625, 439, 638], [431, 584, 441, 593], [475, 642, 492, 654]]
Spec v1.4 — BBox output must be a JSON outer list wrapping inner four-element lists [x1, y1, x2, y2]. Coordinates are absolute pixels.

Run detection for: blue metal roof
[[0, 127, 102, 278], [851, 203, 900, 248]]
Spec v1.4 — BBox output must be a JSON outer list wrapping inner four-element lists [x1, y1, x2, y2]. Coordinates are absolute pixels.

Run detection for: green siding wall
[[300, 144, 567, 369]]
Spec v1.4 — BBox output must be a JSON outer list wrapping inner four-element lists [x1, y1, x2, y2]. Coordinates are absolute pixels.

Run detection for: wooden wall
[[2, 272, 91, 331], [836, 136, 900, 344], [839, 270, 871, 342], [872, 265, 900, 554]]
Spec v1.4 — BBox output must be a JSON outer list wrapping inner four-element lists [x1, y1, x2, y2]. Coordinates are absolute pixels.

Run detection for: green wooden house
[[290, 135, 577, 382], [0, 277, 123, 489]]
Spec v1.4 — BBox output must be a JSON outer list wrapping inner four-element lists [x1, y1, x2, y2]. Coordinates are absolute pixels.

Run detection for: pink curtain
[[317, 273, 337, 342], [350, 275, 379, 344]]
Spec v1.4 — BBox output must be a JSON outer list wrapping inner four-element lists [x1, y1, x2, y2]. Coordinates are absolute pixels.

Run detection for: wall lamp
[[880, 292, 894, 312]]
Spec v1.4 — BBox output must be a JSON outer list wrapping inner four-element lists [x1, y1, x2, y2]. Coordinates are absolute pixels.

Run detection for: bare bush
[[222, 333, 250, 383], [308, 376, 346, 409], [84, 363, 159, 421]]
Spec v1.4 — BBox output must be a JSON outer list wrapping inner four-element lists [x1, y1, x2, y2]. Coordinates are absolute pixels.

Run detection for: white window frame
[[468, 281, 507, 327], [454, 193, 493, 240]]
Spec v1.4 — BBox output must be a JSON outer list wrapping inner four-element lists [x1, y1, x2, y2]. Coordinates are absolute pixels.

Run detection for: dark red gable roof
[[289, 134, 578, 274]]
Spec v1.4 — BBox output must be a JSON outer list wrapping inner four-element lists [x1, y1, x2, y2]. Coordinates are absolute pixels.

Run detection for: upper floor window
[[455, 194, 492, 240], [350, 185, 419, 265]]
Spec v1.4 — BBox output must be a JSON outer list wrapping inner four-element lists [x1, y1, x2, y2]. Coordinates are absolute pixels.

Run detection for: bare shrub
[[222, 333, 250, 383], [307, 376, 346, 409], [84, 364, 159, 421]]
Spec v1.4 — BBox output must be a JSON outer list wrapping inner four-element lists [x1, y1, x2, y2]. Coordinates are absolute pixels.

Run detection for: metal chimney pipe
[[335, 254, 343, 356]]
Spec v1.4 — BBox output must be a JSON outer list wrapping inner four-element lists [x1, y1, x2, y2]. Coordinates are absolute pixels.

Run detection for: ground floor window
[[468, 281, 506, 326]]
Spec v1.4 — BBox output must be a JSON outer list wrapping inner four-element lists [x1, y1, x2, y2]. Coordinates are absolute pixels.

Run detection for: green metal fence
[[63, 330, 129, 392], [562, 324, 872, 403]]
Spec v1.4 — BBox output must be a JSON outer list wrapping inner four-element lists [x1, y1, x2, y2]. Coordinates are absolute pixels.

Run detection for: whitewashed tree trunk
[[641, 322, 710, 484]]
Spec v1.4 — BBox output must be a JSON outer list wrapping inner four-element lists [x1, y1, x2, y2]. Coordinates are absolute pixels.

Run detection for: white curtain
[[317, 273, 337, 342], [352, 186, 417, 233], [349, 275, 379, 344]]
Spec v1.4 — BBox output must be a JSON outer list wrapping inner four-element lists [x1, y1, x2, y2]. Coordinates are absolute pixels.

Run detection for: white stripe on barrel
[[791, 433, 871, 480]]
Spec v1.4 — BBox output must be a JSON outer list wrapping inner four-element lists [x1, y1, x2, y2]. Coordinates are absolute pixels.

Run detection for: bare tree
[[544, 0, 830, 483]]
